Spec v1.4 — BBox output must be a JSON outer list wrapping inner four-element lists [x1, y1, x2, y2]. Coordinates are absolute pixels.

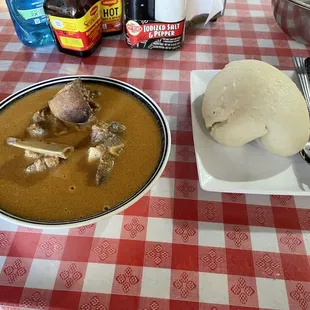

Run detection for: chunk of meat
[[32, 107, 50, 123], [24, 150, 42, 159], [90, 121, 126, 145], [25, 156, 60, 173], [44, 156, 60, 168], [87, 145, 114, 185], [81, 87, 101, 101], [48, 79, 92, 124], [88, 120, 125, 185], [109, 122, 126, 134], [96, 153, 114, 185], [27, 123, 47, 137], [32, 111, 45, 123], [90, 122, 110, 144], [31, 107, 68, 137], [25, 158, 47, 173], [104, 134, 123, 149]]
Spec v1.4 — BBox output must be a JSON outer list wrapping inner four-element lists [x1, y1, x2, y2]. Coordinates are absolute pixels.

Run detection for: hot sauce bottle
[[43, 0, 103, 57], [101, 0, 123, 36]]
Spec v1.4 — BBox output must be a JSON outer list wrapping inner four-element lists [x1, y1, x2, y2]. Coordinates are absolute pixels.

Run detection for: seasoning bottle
[[124, 0, 155, 48], [43, 0, 102, 58], [124, 0, 186, 50], [101, 0, 123, 36]]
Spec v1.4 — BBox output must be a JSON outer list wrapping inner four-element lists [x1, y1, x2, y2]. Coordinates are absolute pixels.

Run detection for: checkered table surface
[[1, 0, 310, 309]]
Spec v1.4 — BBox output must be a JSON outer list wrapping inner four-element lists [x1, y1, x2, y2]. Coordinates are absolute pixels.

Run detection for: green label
[[17, 7, 45, 21]]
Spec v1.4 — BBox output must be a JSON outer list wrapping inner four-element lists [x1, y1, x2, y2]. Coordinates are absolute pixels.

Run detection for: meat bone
[[6, 137, 74, 159]]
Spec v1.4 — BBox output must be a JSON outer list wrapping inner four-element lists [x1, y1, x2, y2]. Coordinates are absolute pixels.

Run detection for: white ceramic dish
[[191, 70, 310, 196], [0, 76, 171, 229]]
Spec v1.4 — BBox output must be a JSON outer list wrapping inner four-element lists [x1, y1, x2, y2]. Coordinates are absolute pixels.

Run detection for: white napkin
[[186, 0, 225, 25]]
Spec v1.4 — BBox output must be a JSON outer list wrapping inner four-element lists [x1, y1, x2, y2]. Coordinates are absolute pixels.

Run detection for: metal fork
[[293, 57, 310, 163]]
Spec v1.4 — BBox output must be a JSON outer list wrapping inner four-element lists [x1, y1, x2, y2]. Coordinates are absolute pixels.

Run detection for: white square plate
[[190, 70, 310, 196]]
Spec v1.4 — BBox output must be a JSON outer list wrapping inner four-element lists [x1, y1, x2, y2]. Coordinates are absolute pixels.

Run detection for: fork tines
[[293, 57, 310, 109]]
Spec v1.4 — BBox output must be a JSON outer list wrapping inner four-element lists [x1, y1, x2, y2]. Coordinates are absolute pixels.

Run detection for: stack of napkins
[[186, 0, 225, 26]]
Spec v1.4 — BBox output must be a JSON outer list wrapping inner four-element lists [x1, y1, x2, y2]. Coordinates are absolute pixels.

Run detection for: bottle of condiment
[[124, 0, 186, 50], [124, 0, 155, 48], [101, 0, 123, 36], [43, 0, 102, 58]]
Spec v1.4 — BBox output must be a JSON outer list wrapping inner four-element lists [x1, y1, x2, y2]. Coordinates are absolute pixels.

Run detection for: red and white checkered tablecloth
[[1, 0, 310, 309]]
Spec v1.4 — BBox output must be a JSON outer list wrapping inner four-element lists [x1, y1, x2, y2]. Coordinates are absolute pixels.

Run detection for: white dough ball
[[202, 59, 309, 157]]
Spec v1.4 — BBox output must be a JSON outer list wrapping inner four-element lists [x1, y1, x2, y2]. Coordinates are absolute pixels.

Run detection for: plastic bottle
[[44, 0, 102, 58], [101, 0, 123, 37], [5, 0, 54, 48]]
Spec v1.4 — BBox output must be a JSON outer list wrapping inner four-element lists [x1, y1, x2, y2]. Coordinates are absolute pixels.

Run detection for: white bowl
[[0, 75, 171, 229]]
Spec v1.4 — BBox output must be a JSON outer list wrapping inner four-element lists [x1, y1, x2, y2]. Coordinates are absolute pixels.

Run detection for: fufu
[[202, 59, 309, 157]]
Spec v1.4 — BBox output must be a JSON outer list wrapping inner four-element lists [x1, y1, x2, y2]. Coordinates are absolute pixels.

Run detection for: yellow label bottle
[[44, 0, 102, 57], [101, 0, 123, 36]]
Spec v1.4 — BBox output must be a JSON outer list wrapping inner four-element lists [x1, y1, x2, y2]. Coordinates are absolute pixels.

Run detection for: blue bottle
[[5, 0, 54, 48]]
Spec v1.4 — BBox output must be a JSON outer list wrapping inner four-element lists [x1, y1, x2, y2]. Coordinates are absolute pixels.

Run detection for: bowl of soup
[[0, 76, 171, 229]]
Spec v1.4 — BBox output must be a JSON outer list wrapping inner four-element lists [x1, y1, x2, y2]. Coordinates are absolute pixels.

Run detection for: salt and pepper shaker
[[124, 0, 187, 50]]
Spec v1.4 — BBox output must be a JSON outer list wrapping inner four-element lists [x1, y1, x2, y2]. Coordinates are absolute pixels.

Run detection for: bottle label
[[125, 19, 185, 50], [101, 0, 122, 33], [47, 1, 102, 51], [16, 0, 46, 25]]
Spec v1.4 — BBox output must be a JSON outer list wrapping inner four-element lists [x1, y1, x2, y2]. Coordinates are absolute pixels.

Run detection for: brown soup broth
[[0, 83, 162, 222]]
